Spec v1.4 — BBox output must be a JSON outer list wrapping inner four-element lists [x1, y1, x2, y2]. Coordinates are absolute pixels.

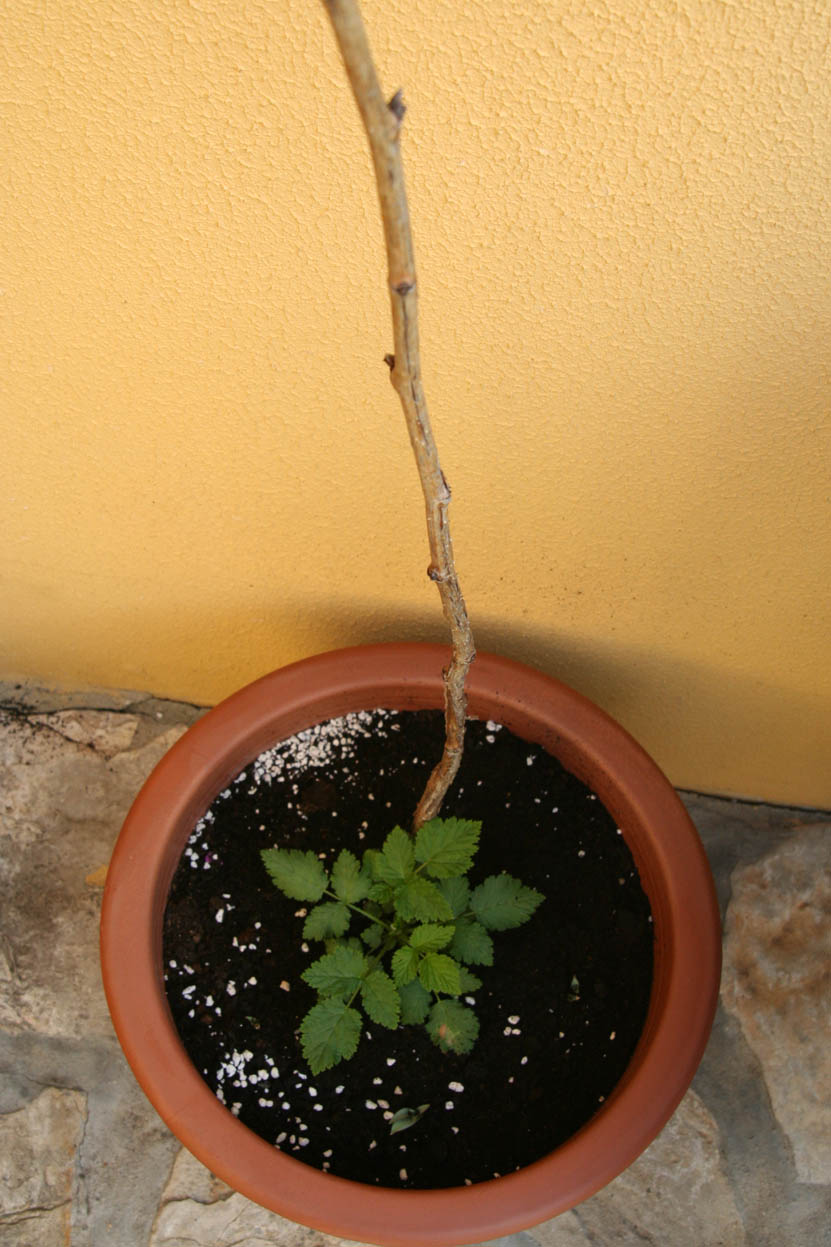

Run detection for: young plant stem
[[322, 0, 475, 829], [346, 934, 399, 1009], [322, 889, 393, 931]]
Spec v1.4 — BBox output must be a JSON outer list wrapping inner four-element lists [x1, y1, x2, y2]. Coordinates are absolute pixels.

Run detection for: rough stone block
[[721, 823, 831, 1185], [150, 1147, 371, 1246], [0, 711, 185, 1038], [0, 1086, 86, 1244]]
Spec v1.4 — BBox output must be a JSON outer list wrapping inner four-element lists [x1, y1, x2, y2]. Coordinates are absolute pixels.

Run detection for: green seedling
[[261, 817, 544, 1074], [389, 1104, 430, 1135]]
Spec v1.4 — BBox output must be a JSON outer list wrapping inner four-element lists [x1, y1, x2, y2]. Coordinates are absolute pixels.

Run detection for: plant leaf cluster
[[260, 817, 543, 1074]]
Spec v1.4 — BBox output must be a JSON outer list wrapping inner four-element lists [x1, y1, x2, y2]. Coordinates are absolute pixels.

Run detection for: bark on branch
[[322, 0, 475, 829]]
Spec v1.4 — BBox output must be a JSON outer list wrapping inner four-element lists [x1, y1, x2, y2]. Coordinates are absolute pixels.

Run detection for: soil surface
[[163, 709, 653, 1189]]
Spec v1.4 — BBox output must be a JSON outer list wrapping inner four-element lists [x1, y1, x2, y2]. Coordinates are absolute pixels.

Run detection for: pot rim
[[100, 643, 721, 1246]]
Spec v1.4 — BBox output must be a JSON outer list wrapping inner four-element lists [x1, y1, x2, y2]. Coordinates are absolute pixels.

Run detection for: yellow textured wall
[[2, 1, 829, 806]]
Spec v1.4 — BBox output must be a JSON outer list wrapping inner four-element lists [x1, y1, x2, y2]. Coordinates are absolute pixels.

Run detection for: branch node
[[393, 279, 414, 295], [427, 564, 446, 583], [387, 89, 406, 122], [383, 353, 395, 370]]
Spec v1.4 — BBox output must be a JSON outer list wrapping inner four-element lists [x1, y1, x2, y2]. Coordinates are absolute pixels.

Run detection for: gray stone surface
[[721, 823, 831, 1186], [0, 1031, 182, 1247], [0, 1086, 85, 1246], [0, 706, 187, 1037], [0, 684, 829, 1246], [149, 1149, 355, 1246]]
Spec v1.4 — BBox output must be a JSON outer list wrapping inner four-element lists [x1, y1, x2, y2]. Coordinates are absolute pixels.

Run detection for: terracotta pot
[[100, 643, 721, 1246]]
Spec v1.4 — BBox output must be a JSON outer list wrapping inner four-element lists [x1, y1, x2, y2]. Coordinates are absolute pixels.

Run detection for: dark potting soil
[[163, 709, 653, 1189]]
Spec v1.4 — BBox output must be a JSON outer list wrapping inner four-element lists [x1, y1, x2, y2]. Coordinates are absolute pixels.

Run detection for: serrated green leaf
[[373, 826, 415, 884], [408, 923, 455, 953], [360, 922, 383, 949], [414, 817, 481, 879], [301, 944, 368, 998], [391, 945, 420, 987], [457, 966, 483, 993], [470, 874, 545, 930], [330, 849, 370, 903], [260, 848, 328, 902], [367, 881, 394, 905], [303, 901, 350, 941], [398, 979, 431, 1024], [449, 918, 494, 966], [418, 952, 462, 995], [427, 999, 479, 1054], [363, 848, 382, 877], [300, 998, 362, 1074], [395, 876, 454, 922], [360, 969, 401, 1029], [437, 876, 471, 918]]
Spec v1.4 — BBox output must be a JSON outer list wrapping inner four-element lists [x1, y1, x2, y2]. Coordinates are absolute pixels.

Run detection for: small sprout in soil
[[567, 974, 581, 1001], [389, 1104, 430, 1135], [261, 817, 544, 1074]]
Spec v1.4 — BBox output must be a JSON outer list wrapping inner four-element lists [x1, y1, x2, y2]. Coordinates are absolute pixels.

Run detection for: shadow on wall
[[204, 595, 825, 813], [9, 596, 828, 810]]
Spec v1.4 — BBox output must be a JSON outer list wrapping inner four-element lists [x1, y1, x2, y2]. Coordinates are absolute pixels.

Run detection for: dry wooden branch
[[322, 0, 475, 828]]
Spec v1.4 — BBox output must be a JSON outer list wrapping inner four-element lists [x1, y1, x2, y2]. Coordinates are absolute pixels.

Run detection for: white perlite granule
[[246, 709, 397, 788]]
